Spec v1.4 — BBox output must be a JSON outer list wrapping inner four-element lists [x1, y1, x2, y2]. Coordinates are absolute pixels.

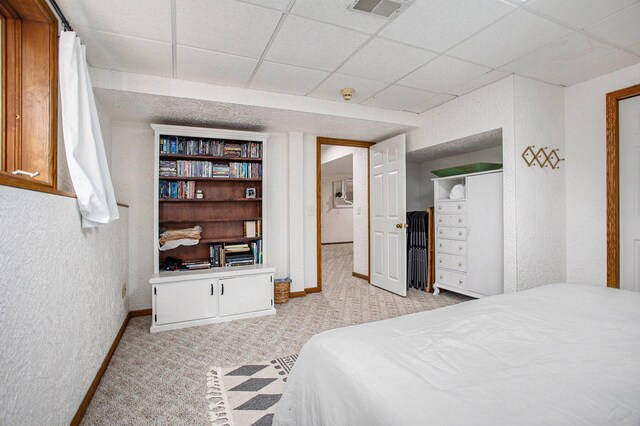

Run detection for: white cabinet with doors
[[150, 266, 276, 332], [433, 171, 503, 298]]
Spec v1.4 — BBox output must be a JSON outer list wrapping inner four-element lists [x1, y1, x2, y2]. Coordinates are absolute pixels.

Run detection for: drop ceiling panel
[[406, 93, 457, 113], [526, 0, 639, 29], [585, 3, 640, 53], [338, 38, 437, 83], [448, 69, 510, 96], [309, 73, 388, 103], [80, 29, 173, 77], [265, 16, 370, 71], [290, 0, 387, 34], [177, 46, 258, 87], [56, 0, 172, 42], [399, 56, 492, 93], [379, 0, 514, 53], [240, 0, 292, 11], [362, 85, 436, 111], [250, 61, 329, 95], [448, 9, 572, 68], [502, 33, 640, 86], [176, 0, 282, 58]]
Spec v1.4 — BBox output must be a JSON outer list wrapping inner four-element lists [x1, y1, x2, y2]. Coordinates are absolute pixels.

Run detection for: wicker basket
[[274, 279, 291, 304]]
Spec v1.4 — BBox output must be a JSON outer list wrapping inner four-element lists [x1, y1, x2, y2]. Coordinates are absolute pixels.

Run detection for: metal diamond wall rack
[[522, 145, 564, 169]]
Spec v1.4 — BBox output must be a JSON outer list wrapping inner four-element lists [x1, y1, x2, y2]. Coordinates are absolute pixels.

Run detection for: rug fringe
[[206, 367, 234, 426]]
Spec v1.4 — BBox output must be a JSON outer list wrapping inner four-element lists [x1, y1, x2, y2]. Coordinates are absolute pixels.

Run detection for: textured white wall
[[0, 186, 129, 425], [111, 122, 155, 311], [408, 145, 503, 210], [303, 134, 317, 289], [288, 132, 305, 292], [321, 173, 354, 244], [565, 62, 640, 286], [513, 77, 566, 290], [407, 76, 518, 292], [352, 148, 369, 276]]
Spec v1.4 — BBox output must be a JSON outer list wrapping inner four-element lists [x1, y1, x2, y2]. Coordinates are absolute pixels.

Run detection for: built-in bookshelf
[[152, 125, 268, 273]]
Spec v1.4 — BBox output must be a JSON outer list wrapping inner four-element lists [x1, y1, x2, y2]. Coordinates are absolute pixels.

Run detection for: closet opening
[[405, 128, 504, 297]]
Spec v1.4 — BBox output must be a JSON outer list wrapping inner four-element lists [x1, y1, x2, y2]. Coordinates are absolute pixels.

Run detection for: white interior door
[[370, 134, 407, 296], [620, 95, 640, 291]]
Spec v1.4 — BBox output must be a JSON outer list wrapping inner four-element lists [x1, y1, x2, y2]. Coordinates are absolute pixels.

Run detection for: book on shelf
[[160, 136, 262, 159], [158, 160, 260, 179], [159, 180, 196, 199], [182, 259, 211, 270], [243, 220, 262, 238], [207, 240, 263, 268]]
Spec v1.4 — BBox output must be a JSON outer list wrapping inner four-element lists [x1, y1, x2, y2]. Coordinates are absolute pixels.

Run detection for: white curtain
[[59, 32, 119, 228]]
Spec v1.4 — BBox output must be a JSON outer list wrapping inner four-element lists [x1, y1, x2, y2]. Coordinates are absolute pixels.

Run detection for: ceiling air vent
[[349, 0, 412, 18]]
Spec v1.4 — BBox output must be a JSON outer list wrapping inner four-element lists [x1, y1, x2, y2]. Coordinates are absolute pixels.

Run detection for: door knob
[[395, 223, 408, 229]]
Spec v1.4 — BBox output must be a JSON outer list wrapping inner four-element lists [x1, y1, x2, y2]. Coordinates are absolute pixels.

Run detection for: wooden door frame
[[606, 83, 640, 288], [315, 137, 375, 292]]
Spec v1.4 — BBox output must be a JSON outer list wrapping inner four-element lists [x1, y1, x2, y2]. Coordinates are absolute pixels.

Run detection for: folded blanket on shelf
[[159, 225, 202, 248]]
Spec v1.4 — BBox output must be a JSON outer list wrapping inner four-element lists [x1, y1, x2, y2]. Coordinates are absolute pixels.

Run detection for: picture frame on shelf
[[246, 187, 256, 198]]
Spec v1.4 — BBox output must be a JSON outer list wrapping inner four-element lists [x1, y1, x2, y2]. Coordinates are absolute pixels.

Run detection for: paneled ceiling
[[59, 0, 640, 114]]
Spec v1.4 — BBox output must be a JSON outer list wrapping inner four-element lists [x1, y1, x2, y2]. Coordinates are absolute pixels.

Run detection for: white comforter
[[273, 284, 640, 425]]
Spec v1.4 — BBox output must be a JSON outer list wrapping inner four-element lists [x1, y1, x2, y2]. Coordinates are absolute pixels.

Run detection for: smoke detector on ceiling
[[348, 0, 413, 18]]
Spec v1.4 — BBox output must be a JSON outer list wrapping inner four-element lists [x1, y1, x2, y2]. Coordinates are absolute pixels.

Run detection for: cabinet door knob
[[457, 204, 462, 209], [458, 262, 463, 267], [458, 245, 463, 250], [459, 279, 463, 284], [458, 218, 463, 223], [221, 283, 224, 295], [458, 231, 463, 236], [211, 284, 214, 296]]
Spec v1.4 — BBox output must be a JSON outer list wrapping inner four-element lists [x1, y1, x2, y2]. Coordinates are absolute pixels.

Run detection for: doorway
[[606, 83, 640, 289], [316, 137, 373, 292]]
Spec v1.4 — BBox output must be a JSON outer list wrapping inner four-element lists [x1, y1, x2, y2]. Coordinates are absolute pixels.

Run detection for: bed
[[273, 284, 640, 425]]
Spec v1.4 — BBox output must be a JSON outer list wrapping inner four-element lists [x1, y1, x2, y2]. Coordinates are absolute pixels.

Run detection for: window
[[0, 0, 58, 191]]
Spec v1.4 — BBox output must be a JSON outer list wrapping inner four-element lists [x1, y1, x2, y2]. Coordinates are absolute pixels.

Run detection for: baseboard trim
[[71, 311, 131, 425], [289, 291, 307, 298], [320, 241, 353, 245], [130, 308, 152, 317], [352, 272, 370, 282]]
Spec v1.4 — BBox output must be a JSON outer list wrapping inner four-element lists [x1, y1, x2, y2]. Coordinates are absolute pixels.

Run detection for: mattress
[[273, 284, 640, 425]]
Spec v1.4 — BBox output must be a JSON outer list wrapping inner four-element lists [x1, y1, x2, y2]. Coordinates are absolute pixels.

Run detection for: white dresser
[[433, 171, 503, 298], [149, 265, 276, 333]]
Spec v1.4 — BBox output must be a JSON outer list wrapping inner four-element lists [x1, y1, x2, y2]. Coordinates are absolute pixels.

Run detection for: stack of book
[[159, 180, 196, 199], [212, 163, 230, 177], [223, 143, 242, 157], [243, 220, 262, 238], [224, 243, 254, 267], [182, 259, 211, 270], [229, 162, 262, 179], [159, 160, 177, 177], [242, 142, 262, 158]]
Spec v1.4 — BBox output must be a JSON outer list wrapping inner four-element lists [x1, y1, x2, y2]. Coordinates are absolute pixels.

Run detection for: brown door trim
[[606, 83, 640, 288], [315, 137, 375, 293]]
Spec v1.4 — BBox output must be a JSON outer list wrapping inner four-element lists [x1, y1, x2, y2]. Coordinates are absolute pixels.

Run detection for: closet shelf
[[159, 177, 262, 182], [160, 217, 261, 224], [160, 198, 262, 203], [200, 237, 262, 244]]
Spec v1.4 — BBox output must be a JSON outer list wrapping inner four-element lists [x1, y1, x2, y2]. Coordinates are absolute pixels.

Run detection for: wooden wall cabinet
[[149, 124, 276, 332]]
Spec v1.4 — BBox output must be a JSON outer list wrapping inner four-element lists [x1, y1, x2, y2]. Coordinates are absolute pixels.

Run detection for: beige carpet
[[81, 244, 469, 425]]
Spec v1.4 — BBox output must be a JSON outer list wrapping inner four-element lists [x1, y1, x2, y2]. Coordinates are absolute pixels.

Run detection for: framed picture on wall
[[333, 179, 353, 209]]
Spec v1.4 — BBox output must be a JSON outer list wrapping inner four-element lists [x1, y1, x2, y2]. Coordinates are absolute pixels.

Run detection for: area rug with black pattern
[[206, 354, 297, 426]]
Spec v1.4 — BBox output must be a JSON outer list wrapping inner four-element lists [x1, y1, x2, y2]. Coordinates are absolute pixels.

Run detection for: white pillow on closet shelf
[[450, 184, 465, 200]]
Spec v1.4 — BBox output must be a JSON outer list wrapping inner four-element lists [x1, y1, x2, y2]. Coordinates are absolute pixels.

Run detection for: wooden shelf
[[160, 154, 262, 162], [159, 176, 262, 182], [160, 198, 262, 203], [160, 217, 261, 224], [201, 237, 262, 244]]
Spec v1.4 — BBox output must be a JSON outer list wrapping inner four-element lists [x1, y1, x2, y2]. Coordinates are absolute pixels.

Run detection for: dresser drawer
[[436, 201, 466, 214], [436, 269, 467, 289], [437, 226, 467, 240], [437, 253, 467, 272], [436, 239, 466, 255], [436, 214, 467, 227]]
